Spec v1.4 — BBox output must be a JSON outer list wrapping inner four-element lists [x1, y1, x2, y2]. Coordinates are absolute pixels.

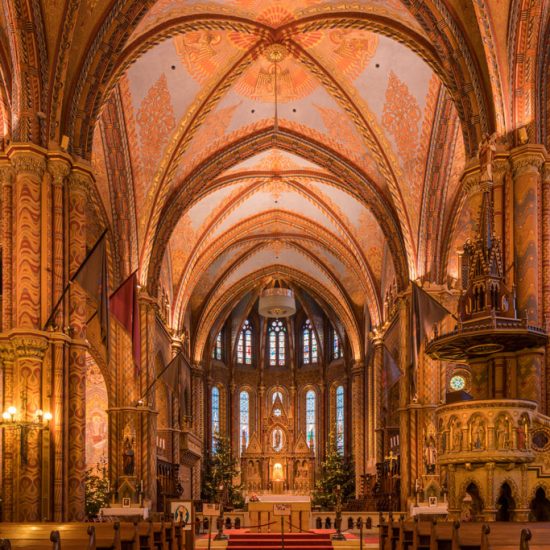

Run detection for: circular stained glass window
[[450, 375, 466, 391], [273, 408, 282, 417]]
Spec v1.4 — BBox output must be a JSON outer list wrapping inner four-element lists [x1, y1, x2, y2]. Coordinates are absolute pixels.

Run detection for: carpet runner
[[227, 532, 333, 550]]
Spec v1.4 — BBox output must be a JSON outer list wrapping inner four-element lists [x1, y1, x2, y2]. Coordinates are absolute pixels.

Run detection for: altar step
[[227, 532, 333, 550]]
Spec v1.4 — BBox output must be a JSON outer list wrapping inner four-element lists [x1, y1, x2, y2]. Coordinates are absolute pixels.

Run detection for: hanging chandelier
[[258, 288, 296, 318]]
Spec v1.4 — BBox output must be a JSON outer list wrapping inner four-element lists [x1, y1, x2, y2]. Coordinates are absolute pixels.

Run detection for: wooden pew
[[0, 524, 95, 550], [399, 520, 550, 550]]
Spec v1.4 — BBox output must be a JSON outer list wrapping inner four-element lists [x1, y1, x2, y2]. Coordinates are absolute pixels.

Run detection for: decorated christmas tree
[[201, 433, 244, 509], [312, 432, 355, 509]]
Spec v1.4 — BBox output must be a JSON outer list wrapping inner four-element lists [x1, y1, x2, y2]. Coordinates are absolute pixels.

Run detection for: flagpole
[[42, 228, 109, 331], [139, 350, 184, 402]]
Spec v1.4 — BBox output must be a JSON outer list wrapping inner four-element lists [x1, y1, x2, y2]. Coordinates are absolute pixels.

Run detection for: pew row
[[379, 515, 550, 550], [0, 519, 187, 550]]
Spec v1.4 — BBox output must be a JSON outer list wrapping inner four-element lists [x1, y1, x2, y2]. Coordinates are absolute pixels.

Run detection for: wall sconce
[[0, 392, 52, 464]]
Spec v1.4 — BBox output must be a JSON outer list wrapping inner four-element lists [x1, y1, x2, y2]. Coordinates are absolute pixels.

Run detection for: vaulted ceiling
[[1, 0, 547, 362]]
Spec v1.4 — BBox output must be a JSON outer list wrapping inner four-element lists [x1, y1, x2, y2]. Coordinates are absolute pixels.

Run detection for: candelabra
[[214, 483, 228, 540], [332, 484, 345, 540]]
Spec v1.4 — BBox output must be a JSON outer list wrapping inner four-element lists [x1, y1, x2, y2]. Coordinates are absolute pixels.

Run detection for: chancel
[[0, 1, 549, 549]]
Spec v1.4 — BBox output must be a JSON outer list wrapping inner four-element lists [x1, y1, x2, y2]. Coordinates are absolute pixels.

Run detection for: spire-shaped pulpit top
[[425, 134, 546, 360], [459, 133, 514, 322]]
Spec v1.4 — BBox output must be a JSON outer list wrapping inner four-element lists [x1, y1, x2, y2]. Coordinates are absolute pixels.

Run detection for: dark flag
[[73, 231, 110, 357], [140, 350, 189, 403], [110, 271, 141, 373], [382, 317, 402, 402], [409, 282, 450, 397]]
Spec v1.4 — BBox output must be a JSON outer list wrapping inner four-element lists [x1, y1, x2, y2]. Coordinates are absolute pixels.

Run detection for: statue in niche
[[452, 423, 463, 451], [123, 437, 135, 476], [473, 420, 486, 450], [272, 429, 283, 452], [497, 418, 511, 450], [478, 132, 497, 182], [424, 437, 437, 474], [517, 416, 529, 450]]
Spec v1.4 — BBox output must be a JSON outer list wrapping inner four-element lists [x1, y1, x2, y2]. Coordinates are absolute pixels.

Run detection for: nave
[[0, 0, 550, 548]]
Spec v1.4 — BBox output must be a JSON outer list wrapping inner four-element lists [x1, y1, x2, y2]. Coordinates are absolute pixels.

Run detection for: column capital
[[0, 162, 15, 185], [10, 334, 49, 361], [48, 157, 71, 184], [8, 147, 47, 178], [510, 145, 546, 177], [0, 341, 15, 364]]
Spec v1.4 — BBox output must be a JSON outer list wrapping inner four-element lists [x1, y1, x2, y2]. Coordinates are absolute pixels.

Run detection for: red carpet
[[227, 532, 333, 550]]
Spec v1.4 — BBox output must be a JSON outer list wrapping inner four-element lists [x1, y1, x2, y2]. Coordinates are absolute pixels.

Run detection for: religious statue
[[424, 437, 437, 474], [473, 420, 486, 450], [452, 425, 463, 451], [478, 132, 497, 183], [123, 437, 135, 475], [496, 417, 511, 450], [517, 416, 529, 450], [272, 429, 283, 452]]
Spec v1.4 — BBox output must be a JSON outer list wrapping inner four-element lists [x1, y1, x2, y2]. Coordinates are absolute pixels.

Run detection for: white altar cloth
[[100, 507, 149, 519], [410, 503, 448, 516], [246, 495, 311, 503]]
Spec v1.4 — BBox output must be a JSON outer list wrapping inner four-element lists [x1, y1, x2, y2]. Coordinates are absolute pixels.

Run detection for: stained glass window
[[272, 390, 283, 404], [236, 319, 252, 365], [268, 320, 286, 366], [239, 391, 249, 451], [303, 320, 318, 364], [212, 331, 223, 361], [211, 386, 220, 452], [333, 331, 341, 360], [306, 390, 316, 449], [336, 385, 344, 454]]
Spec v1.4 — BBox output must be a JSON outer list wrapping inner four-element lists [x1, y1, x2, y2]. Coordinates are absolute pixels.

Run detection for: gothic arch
[[145, 128, 410, 296]]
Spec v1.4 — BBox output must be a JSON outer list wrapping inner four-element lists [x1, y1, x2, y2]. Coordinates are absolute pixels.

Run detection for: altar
[[247, 496, 311, 533]]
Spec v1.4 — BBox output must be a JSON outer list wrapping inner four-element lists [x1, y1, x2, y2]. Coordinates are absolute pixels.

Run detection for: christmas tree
[[312, 432, 355, 509], [201, 433, 244, 509]]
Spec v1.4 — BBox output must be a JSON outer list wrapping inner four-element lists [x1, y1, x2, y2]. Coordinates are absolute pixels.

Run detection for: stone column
[[191, 364, 204, 499], [11, 335, 49, 521], [66, 168, 90, 521], [351, 360, 365, 495], [511, 146, 545, 324], [398, 295, 412, 510], [0, 344, 15, 520], [0, 164, 14, 330], [371, 336, 384, 465], [542, 161, 550, 414]]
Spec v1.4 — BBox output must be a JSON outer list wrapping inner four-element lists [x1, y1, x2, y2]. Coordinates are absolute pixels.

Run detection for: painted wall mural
[[85, 354, 109, 470]]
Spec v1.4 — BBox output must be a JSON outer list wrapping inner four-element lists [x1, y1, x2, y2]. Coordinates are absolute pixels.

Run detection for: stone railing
[[436, 399, 537, 464]]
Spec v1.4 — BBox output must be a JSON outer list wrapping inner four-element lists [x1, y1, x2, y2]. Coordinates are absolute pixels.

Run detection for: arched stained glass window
[[237, 320, 253, 364], [272, 390, 283, 404], [211, 386, 220, 452], [303, 319, 318, 364], [336, 385, 344, 454], [306, 390, 316, 449], [212, 332, 223, 361], [333, 331, 342, 360], [268, 320, 286, 366], [239, 391, 249, 451]]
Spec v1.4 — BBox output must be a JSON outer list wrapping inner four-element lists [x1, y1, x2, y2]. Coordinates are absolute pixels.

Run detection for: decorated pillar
[[371, 335, 384, 465], [351, 360, 365, 495], [191, 363, 204, 499], [67, 167, 91, 520], [0, 344, 15, 519], [543, 162, 550, 414], [511, 146, 545, 324]]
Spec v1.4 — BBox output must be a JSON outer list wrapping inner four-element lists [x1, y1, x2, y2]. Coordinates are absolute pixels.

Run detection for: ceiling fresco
[[82, 0, 519, 360]]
